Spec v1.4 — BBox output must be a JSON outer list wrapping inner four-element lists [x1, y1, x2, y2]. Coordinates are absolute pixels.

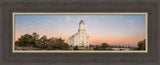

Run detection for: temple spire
[[79, 19, 85, 32]]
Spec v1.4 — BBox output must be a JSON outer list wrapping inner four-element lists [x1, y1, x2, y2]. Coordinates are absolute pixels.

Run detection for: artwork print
[[13, 13, 147, 53]]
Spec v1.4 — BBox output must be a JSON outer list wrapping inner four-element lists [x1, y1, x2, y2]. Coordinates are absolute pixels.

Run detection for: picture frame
[[0, 0, 160, 65], [13, 12, 148, 53]]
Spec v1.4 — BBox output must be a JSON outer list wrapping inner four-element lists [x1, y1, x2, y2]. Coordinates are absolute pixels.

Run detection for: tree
[[74, 46, 79, 50], [36, 35, 48, 49], [137, 39, 145, 50], [16, 34, 33, 47], [39, 35, 48, 44], [118, 45, 121, 48], [44, 37, 69, 50], [62, 43, 69, 50], [101, 43, 110, 50], [93, 45, 101, 50], [127, 45, 130, 48], [47, 37, 56, 49], [32, 32, 39, 43]]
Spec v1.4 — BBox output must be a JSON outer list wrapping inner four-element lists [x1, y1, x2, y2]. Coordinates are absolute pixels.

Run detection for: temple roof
[[79, 20, 84, 24]]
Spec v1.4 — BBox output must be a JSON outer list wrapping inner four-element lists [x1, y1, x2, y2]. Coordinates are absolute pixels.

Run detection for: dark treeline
[[130, 39, 146, 50], [110, 45, 130, 48], [91, 39, 146, 50], [93, 43, 112, 50], [15, 32, 69, 50]]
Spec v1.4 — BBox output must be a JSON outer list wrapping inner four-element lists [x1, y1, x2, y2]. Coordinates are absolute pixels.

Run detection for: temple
[[69, 19, 89, 47]]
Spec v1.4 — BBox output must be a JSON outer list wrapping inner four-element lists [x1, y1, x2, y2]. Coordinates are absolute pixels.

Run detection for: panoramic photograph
[[13, 13, 147, 52]]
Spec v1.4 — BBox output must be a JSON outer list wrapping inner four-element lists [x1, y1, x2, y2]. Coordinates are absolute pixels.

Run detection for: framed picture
[[0, 0, 160, 65], [13, 13, 148, 53]]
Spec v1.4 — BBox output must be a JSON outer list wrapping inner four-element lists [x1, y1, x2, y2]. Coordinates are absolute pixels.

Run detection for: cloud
[[83, 16, 88, 19], [86, 19, 99, 24], [66, 16, 72, 21], [58, 18, 61, 22], [45, 24, 49, 26], [44, 19, 56, 25], [28, 22, 33, 24], [127, 20, 135, 26], [126, 20, 144, 29], [58, 24, 63, 27]]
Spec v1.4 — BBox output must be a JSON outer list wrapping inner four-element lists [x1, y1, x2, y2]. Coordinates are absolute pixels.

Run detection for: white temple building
[[69, 19, 89, 47]]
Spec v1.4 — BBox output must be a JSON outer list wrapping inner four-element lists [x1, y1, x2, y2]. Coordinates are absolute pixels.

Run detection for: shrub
[[74, 46, 79, 50]]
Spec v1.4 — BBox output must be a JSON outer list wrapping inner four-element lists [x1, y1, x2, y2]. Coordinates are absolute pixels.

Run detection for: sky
[[15, 14, 146, 47]]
